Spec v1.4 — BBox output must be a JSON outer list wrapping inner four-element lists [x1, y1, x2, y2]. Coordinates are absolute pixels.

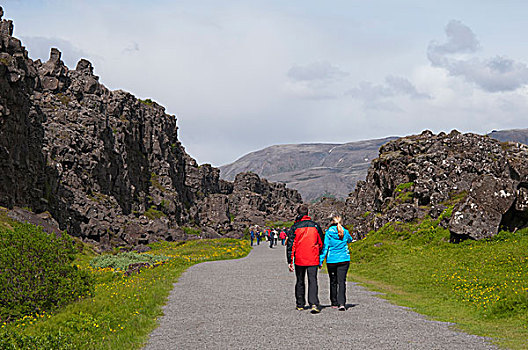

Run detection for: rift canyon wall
[[0, 8, 301, 249]]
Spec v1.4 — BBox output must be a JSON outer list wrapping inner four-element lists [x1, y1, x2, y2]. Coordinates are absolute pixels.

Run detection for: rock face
[[0, 8, 301, 249], [219, 137, 397, 202], [339, 130, 528, 240]]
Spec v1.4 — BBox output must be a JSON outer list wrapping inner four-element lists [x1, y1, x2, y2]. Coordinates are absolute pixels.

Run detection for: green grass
[[1, 238, 251, 349], [346, 215, 528, 349], [265, 221, 293, 228], [181, 226, 201, 236]]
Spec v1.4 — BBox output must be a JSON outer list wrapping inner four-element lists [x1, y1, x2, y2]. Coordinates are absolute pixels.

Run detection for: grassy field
[[347, 216, 528, 350], [0, 237, 251, 349]]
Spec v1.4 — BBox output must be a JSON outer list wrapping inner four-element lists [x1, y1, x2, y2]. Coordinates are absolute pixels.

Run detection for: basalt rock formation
[[340, 130, 528, 241], [0, 8, 301, 249]]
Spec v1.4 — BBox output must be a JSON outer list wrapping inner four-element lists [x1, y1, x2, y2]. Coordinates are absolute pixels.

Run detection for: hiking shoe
[[338, 305, 346, 311], [296, 306, 305, 311], [331, 304, 338, 309], [310, 305, 321, 314]]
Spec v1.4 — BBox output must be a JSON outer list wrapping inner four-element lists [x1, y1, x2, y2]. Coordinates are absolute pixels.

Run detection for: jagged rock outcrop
[[340, 130, 528, 240], [0, 8, 301, 249]]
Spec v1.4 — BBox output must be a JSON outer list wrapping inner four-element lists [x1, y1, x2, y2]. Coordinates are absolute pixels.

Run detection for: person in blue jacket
[[319, 214, 355, 311]]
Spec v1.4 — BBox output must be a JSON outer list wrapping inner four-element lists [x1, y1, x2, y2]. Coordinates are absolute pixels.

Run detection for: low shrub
[[89, 251, 170, 271], [0, 224, 93, 323]]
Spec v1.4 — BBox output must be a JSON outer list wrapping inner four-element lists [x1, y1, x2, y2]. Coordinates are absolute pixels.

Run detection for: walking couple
[[286, 204, 355, 313]]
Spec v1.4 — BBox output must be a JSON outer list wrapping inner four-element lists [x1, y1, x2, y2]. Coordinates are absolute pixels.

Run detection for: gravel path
[[145, 244, 498, 350]]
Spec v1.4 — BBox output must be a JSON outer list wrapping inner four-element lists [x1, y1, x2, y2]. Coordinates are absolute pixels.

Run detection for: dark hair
[[297, 204, 309, 216]]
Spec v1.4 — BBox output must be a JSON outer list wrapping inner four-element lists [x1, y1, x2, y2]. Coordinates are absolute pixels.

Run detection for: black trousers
[[295, 265, 319, 307], [327, 262, 349, 306]]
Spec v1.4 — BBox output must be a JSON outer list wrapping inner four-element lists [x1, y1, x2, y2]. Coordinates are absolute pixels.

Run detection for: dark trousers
[[327, 262, 349, 306], [295, 265, 319, 307], [250, 238, 254, 246], [269, 238, 274, 248]]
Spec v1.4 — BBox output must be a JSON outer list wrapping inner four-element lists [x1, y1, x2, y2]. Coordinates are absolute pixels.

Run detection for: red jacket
[[289, 216, 324, 266]]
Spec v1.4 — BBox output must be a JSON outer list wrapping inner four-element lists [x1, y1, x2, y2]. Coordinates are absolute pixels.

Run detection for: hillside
[[488, 128, 528, 145], [220, 137, 397, 202]]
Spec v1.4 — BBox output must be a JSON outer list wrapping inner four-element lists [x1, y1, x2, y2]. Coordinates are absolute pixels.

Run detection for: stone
[[448, 197, 502, 240]]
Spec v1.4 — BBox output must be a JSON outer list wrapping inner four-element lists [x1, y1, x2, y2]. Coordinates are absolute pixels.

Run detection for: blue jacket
[[319, 224, 354, 265]]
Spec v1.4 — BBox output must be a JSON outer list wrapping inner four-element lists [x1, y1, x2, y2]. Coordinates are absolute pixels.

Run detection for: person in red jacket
[[287, 204, 324, 313]]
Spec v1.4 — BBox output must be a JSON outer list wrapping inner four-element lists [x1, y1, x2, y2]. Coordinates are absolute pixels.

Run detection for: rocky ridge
[[0, 8, 301, 249], [331, 130, 528, 241]]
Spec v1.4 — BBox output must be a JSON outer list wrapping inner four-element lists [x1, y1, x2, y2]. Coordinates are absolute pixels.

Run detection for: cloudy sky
[[4, 0, 528, 166]]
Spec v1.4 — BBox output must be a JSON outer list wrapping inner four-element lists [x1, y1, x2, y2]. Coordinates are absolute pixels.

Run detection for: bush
[[0, 224, 93, 323], [89, 251, 170, 271]]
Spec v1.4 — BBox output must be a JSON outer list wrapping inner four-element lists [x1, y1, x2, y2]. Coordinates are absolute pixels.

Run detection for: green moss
[[150, 173, 166, 192], [139, 98, 154, 106], [144, 206, 165, 220], [56, 93, 71, 106], [396, 191, 414, 202], [0, 57, 11, 66], [394, 182, 414, 193], [182, 226, 201, 236], [265, 221, 294, 228]]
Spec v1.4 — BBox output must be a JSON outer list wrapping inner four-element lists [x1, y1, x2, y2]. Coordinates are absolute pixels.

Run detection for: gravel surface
[[145, 244, 498, 350]]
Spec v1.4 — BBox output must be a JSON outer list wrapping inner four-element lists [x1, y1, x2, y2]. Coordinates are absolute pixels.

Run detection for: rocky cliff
[[0, 8, 301, 249], [337, 130, 528, 241]]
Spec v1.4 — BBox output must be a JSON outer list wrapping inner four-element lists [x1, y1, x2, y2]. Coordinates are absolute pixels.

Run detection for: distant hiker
[[287, 204, 324, 313], [279, 229, 287, 246], [250, 230, 255, 246], [269, 229, 274, 248], [319, 214, 354, 311], [273, 230, 278, 245], [257, 231, 261, 245]]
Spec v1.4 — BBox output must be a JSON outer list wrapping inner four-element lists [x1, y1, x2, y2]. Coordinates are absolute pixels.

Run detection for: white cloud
[[428, 20, 528, 92], [346, 76, 429, 111]]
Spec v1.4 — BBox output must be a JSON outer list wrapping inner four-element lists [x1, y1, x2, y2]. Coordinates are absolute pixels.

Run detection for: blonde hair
[[332, 215, 344, 240]]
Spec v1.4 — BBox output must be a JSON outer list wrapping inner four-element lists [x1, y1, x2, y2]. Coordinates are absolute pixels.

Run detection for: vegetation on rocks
[[347, 214, 528, 349]]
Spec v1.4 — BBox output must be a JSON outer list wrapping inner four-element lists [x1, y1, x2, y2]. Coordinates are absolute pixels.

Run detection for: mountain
[[220, 137, 397, 202], [0, 7, 301, 249], [219, 129, 528, 202], [488, 128, 528, 145]]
